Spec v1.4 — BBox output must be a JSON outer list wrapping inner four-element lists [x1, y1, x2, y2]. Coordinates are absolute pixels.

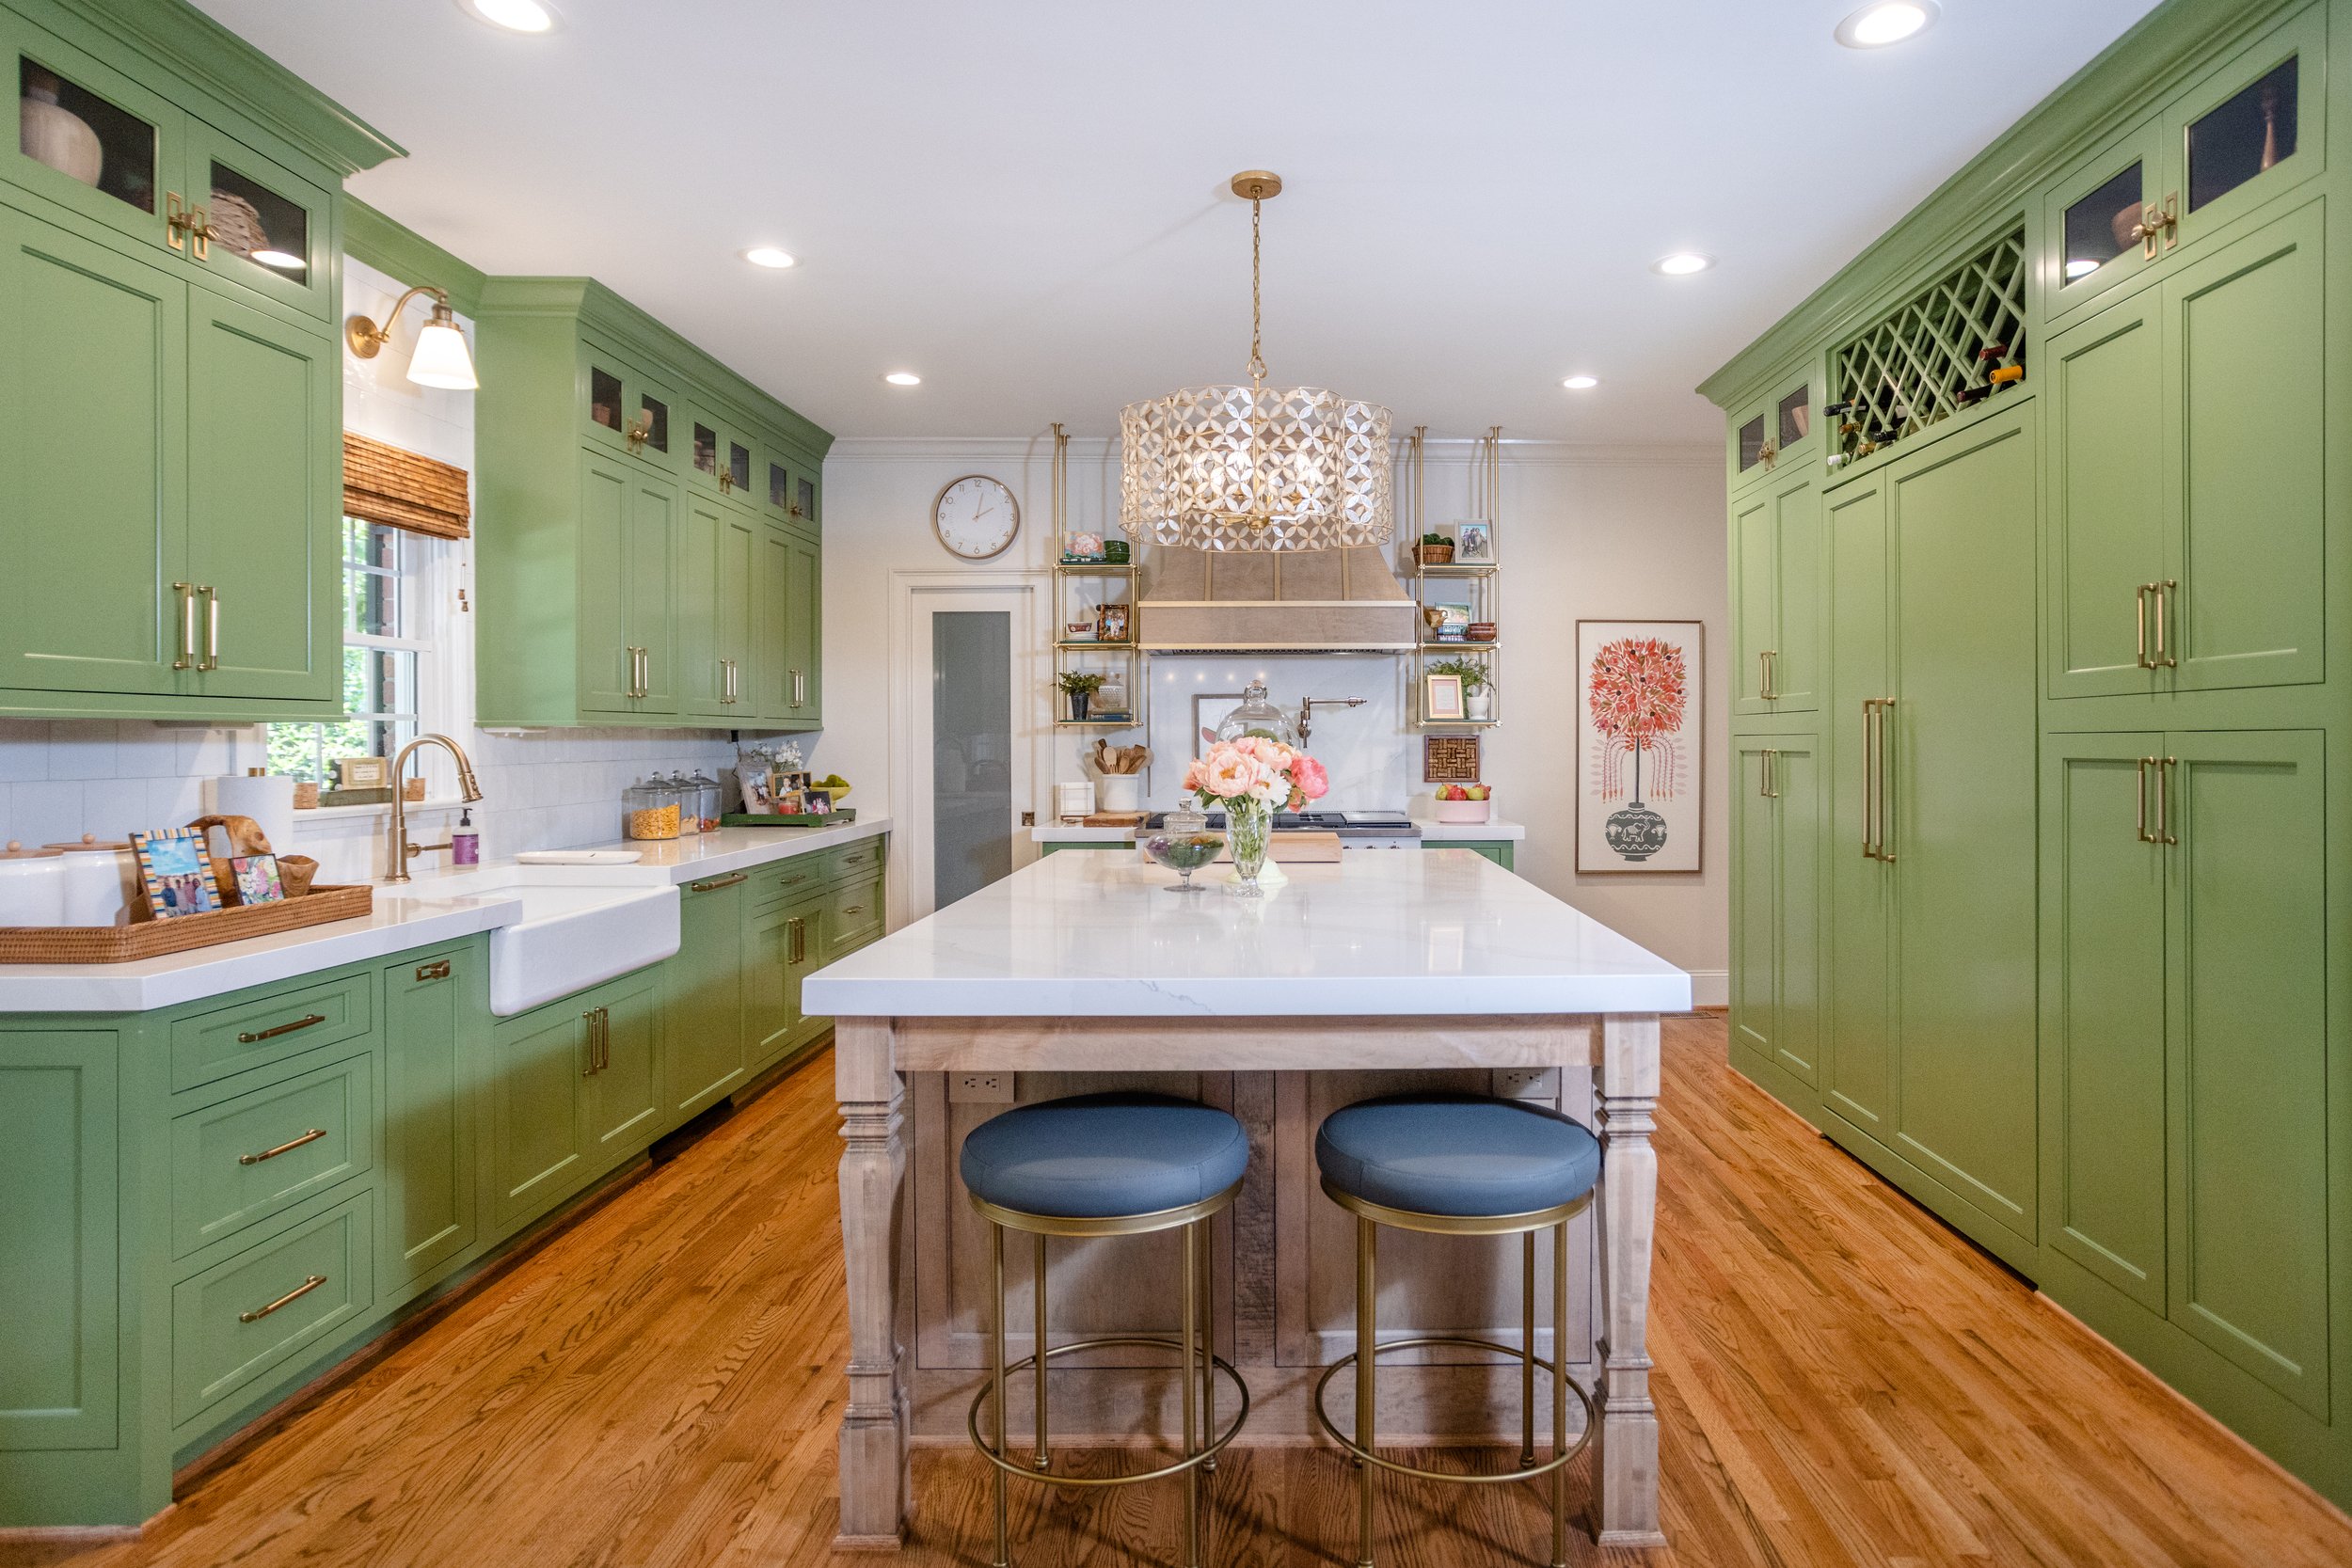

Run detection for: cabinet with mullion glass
[[763, 447, 820, 532], [1726, 370, 1816, 494], [687, 404, 755, 501]]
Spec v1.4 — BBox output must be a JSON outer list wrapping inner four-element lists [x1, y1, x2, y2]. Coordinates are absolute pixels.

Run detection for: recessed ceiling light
[[249, 248, 304, 271], [2064, 258, 2100, 279], [1835, 1, 1938, 49], [742, 246, 796, 269], [1562, 375, 1599, 389], [461, 0, 556, 33], [883, 372, 922, 387], [1653, 252, 1714, 277]]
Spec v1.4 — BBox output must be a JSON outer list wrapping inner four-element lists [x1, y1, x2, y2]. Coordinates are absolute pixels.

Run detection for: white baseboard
[[1686, 969, 1728, 1009]]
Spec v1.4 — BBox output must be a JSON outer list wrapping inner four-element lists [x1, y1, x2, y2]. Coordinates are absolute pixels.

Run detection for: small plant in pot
[[1057, 670, 1105, 721], [1413, 531, 1454, 566], [1428, 656, 1494, 721]]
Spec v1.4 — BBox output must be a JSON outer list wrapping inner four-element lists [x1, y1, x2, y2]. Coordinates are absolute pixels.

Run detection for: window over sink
[[267, 518, 453, 785]]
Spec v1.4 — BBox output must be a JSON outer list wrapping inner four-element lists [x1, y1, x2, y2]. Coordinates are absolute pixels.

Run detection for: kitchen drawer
[[170, 1051, 373, 1259], [826, 837, 886, 885], [170, 1191, 374, 1425], [169, 972, 373, 1093], [748, 855, 827, 913], [823, 878, 884, 961]]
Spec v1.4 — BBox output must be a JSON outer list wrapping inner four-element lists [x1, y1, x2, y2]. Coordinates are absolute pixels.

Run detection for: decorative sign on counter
[[1576, 620, 1703, 874]]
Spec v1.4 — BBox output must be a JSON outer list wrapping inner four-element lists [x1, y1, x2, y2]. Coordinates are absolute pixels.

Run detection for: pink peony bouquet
[[1183, 736, 1329, 812]]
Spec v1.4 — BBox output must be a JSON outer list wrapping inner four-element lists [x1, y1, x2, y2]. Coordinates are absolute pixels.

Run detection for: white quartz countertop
[[804, 847, 1685, 1019], [1031, 815, 1525, 844], [0, 816, 891, 1014]]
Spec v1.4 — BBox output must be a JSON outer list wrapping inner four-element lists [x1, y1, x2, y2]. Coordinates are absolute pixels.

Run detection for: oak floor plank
[[7, 1021, 2349, 1568]]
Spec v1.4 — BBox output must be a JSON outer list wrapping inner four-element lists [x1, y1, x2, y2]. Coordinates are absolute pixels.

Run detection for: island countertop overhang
[[804, 849, 1691, 1019]]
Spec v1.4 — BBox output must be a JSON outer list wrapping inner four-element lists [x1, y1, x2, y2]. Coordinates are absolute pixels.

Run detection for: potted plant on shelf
[[1428, 656, 1494, 721], [1057, 670, 1105, 721], [1413, 531, 1454, 566]]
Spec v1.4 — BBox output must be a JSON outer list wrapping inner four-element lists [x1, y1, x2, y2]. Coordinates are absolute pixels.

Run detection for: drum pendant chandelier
[[1120, 171, 1393, 552]]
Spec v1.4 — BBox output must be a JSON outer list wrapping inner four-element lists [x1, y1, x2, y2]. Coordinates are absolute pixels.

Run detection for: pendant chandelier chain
[[1247, 194, 1268, 390]]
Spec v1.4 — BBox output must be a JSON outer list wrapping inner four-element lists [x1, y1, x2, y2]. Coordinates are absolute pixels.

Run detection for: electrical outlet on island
[[1490, 1067, 1558, 1101], [950, 1071, 1015, 1104]]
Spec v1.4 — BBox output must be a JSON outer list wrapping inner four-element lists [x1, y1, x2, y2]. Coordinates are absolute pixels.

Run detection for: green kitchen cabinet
[[0, 1031, 118, 1454], [184, 118, 337, 322], [681, 492, 756, 721], [1820, 475, 1895, 1139], [1724, 368, 1819, 496], [763, 449, 820, 532], [2048, 200, 2325, 698], [1426, 841, 1515, 871], [668, 873, 749, 1119], [576, 451, 678, 717], [380, 946, 477, 1287], [1731, 472, 1820, 716], [183, 291, 337, 701], [582, 970, 664, 1166], [746, 893, 823, 1072], [474, 278, 832, 729], [1731, 735, 1821, 1092], [487, 996, 596, 1233], [756, 522, 822, 726]]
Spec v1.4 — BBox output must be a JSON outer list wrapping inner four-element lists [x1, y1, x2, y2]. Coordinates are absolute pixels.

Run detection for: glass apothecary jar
[[688, 770, 724, 833], [663, 771, 701, 835], [624, 779, 681, 841]]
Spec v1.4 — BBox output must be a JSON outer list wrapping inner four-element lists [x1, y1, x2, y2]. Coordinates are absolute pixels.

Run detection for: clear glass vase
[[1226, 799, 1272, 893]]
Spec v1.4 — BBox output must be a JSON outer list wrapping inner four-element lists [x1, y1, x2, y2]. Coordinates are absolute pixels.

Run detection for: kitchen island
[[803, 847, 1689, 1549]]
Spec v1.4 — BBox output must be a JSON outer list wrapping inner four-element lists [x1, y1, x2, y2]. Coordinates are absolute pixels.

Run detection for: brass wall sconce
[[346, 285, 479, 389]]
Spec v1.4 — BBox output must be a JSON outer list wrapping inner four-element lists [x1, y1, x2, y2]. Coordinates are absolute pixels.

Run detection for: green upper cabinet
[[186, 119, 333, 321], [1724, 368, 1816, 495], [6, 8, 183, 254], [763, 447, 820, 532], [1731, 472, 1820, 716], [474, 278, 831, 728], [2048, 198, 2324, 699], [2047, 2, 2326, 321]]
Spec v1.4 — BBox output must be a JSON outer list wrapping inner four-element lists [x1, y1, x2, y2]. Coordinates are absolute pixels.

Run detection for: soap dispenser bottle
[[452, 808, 480, 865]]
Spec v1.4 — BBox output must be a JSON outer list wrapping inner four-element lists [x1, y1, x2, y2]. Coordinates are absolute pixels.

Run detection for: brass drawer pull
[[415, 959, 452, 982], [237, 1013, 327, 1045], [239, 1128, 327, 1165], [842, 903, 866, 916], [240, 1273, 327, 1323], [691, 872, 749, 893]]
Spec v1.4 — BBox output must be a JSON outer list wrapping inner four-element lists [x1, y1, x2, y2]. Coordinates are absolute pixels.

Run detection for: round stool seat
[[961, 1093, 1248, 1219], [1316, 1094, 1600, 1218]]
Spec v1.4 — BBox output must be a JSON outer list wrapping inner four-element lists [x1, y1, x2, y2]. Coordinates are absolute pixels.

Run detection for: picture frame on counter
[[1575, 619, 1703, 875], [1423, 673, 1466, 721], [337, 755, 389, 789], [228, 853, 287, 907], [130, 828, 220, 919]]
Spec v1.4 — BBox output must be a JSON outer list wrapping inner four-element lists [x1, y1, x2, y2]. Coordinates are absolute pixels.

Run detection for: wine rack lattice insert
[[1831, 224, 2026, 455]]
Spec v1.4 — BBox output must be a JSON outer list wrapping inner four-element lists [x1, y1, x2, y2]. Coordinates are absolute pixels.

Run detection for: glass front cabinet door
[[580, 343, 679, 472], [185, 121, 332, 319], [8, 17, 183, 253]]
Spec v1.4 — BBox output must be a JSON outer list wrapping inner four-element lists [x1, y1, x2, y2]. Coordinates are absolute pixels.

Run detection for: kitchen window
[[266, 518, 445, 784]]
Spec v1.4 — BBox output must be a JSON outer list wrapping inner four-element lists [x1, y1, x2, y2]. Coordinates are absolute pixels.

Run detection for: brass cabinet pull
[[2136, 584, 2153, 669], [2153, 756, 2178, 846], [788, 915, 805, 965], [199, 585, 220, 671], [166, 192, 190, 251], [1877, 698, 1897, 863], [690, 872, 749, 893], [2136, 756, 2154, 843], [1758, 749, 1777, 800], [237, 1012, 327, 1045], [239, 1127, 326, 1165], [1861, 699, 1897, 862], [1757, 650, 1780, 702], [173, 581, 197, 670], [240, 1273, 327, 1323], [2133, 204, 2163, 260], [582, 1007, 607, 1075], [415, 959, 452, 982], [2151, 579, 2177, 668], [2160, 192, 2180, 250]]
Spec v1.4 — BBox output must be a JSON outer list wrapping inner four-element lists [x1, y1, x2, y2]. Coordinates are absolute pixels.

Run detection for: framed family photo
[[131, 828, 220, 919], [1575, 620, 1703, 874]]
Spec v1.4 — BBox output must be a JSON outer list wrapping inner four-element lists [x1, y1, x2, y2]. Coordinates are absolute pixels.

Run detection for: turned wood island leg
[[1592, 1012, 1664, 1547], [834, 1019, 911, 1550]]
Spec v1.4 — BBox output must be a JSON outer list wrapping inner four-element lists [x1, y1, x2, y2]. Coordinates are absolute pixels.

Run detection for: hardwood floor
[[9, 1017, 2347, 1568]]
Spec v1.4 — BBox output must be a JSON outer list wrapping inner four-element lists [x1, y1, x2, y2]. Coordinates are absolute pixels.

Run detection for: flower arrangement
[[1182, 737, 1328, 891]]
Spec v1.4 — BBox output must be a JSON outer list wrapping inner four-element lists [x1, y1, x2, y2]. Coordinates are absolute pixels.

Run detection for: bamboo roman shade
[[342, 432, 471, 540]]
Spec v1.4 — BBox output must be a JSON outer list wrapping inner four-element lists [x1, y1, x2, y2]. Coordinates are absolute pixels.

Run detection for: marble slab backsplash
[[0, 719, 803, 885]]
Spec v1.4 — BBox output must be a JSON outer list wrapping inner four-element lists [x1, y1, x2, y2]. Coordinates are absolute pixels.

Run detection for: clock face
[[933, 475, 1021, 561]]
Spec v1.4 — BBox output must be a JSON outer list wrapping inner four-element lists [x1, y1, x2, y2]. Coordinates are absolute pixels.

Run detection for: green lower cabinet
[[822, 876, 885, 963], [746, 893, 823, 1072], [1037, 840, 1126, 856], [582, 970, 664, 1167], [169, 1191, 373, 1428], [1820, 477, 1895, 1136], [0, 1031, 119, 1455], [1731, 736, 1820, 1091], [168, 1049, 373, 1261], [488, 964, 666, 1234], [669, 874, 749, 1118], [1427, 841, 1516, 870], [380, 946, 479, 1286]]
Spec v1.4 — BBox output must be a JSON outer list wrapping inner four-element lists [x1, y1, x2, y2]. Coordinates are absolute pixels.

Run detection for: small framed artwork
[[1063, 618, 1097, 644], [1576, 619, 1704, 874], [131, 828, 220, 919], [1423, 673, 1466, 722], [1095, 602, 1131, 642], [1062, 531, 1105, 562], [1454, 521, 1496, 563], [1193, 692, 1245, 758], [228, 853, 287, 907], [337, 756, 389, 789], [804, 789, 835, 816]]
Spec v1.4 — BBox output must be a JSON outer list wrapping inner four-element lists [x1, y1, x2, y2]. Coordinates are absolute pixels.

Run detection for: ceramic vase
[[21, 83, 101, 188]]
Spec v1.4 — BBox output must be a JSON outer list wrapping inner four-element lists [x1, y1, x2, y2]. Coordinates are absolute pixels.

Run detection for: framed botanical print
[[1575, 621, 1703, 874]]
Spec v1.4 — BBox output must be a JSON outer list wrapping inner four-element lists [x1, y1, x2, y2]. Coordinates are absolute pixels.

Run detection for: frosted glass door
[[933, 610, 1012, 910]]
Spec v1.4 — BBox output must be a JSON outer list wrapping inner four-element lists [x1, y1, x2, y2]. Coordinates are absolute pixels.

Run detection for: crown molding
[[825, 436, 1716, 470]]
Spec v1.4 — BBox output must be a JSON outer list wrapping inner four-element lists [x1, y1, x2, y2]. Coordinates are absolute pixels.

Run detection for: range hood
[[1137, 546, 1420, 654]]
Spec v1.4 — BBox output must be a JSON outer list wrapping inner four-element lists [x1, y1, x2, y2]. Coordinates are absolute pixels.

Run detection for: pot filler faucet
[[1297, 696, 1366, 746], [384, 733, 485, 883]]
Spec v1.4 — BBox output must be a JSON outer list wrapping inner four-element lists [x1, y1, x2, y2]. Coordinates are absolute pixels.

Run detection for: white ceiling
[[196, 0, 2162, 445]]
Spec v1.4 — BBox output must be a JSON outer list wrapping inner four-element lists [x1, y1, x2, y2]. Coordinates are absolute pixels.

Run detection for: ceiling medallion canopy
[[1120, 171, 1393, 553]]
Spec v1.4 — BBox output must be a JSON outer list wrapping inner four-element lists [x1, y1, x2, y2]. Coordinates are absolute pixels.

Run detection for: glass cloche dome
[[1214, 682, 1299, 748]]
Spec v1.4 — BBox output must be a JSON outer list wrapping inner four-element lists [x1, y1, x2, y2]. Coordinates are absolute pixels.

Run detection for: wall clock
[[932, 474, 1021, 561]]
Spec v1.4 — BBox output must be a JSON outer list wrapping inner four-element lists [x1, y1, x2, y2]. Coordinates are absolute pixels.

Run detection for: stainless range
[[1140, 809, 1423, 851]]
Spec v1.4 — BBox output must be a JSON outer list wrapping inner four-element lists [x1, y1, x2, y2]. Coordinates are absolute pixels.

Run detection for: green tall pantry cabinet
[[472, 278, 831, 729], [1708, 0, 2352, 1508], [0, 0, 399, 721]]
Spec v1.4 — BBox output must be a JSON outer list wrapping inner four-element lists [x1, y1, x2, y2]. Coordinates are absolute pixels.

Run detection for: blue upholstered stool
[[961, 1093, 1251, 1568], [1312, 1094, 1602, 1568]]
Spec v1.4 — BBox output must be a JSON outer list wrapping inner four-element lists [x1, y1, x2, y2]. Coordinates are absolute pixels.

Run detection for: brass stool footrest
[[968, 1334, 1252, 1488], [1312, 1335, 1596, 1483]]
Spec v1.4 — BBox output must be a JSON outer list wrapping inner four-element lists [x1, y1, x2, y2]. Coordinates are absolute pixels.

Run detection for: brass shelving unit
[[1046, 424, 1146, 731], [1406, 426, 1502, 731]]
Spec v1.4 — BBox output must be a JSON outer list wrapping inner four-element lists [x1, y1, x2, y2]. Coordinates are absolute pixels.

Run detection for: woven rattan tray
[[0, 884, 374, 964]]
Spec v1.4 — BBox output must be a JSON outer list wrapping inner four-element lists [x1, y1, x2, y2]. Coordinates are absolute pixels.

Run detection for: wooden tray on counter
[[0, 884, 374, 964]]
